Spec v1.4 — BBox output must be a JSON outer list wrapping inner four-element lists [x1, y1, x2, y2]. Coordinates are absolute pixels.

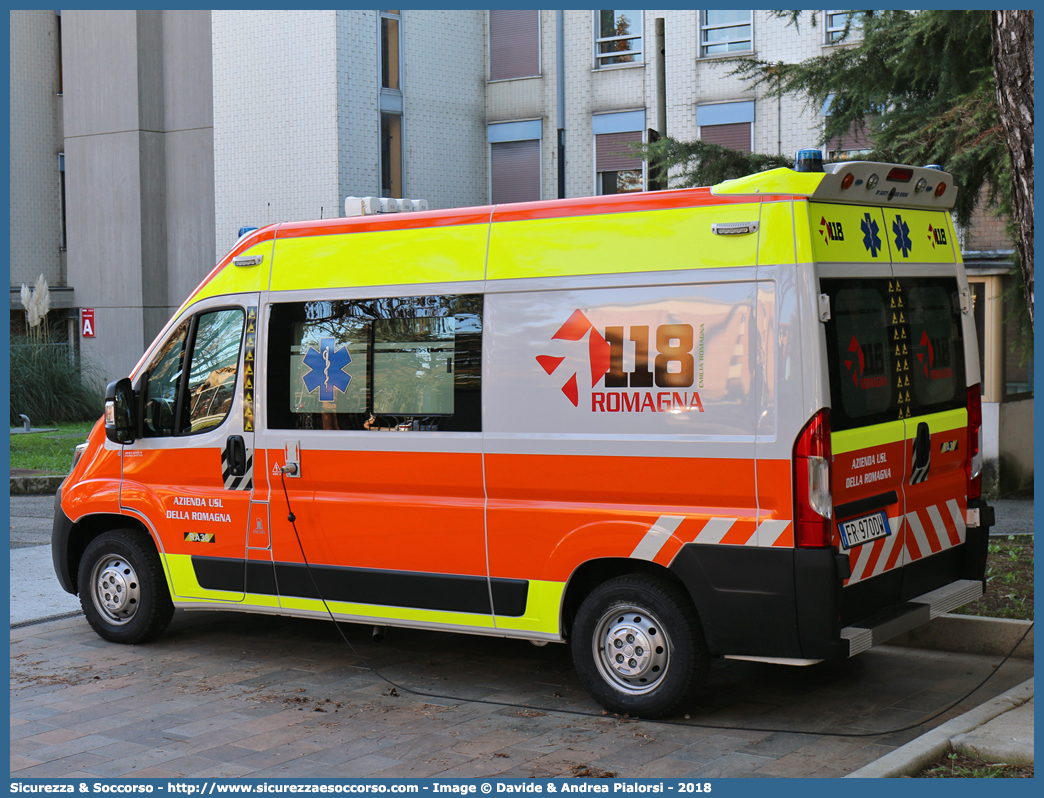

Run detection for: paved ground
[[9, 494, 1034, 778], [10, 607, 1034, 778]]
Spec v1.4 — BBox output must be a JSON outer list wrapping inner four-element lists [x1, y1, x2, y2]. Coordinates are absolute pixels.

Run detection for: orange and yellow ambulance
[[53, 160, 993, 717]]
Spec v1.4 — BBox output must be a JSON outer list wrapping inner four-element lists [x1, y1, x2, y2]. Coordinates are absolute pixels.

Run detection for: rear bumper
[[669, 500, 993, 662]]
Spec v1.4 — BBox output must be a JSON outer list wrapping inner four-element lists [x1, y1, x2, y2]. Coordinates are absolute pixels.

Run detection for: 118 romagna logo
[[537, 309, 704, 414]]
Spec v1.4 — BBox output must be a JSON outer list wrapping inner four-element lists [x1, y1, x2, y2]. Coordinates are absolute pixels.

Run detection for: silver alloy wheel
[[592, 604, 671, 695], [89, 554, 141, 625]]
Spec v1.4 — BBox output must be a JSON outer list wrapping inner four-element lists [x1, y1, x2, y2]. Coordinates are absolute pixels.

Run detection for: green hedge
[[10, 337, 104, 425]]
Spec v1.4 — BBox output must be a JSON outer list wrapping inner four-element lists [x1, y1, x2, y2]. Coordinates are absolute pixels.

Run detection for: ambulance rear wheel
[[572, 575, 708, 718], [78, 530, 174, 644]]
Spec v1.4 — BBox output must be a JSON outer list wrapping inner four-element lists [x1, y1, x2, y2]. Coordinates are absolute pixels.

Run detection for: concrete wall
[[10, 10, 65, 291], [998, 398, 1034, 493], [402, 10, 487, 209], [63, 10, 213, 379], [336, 10, 380, 207], [213, 10, 341, 259]]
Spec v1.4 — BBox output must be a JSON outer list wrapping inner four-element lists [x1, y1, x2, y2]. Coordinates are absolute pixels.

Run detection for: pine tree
[[640, 10, 1033, 325]]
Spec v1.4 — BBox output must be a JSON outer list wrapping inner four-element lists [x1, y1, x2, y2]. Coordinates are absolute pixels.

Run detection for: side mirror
[[104, 378, 137, 444]]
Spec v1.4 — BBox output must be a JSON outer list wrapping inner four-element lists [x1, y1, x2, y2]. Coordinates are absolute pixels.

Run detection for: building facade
[[9, 9, 1030, 490]]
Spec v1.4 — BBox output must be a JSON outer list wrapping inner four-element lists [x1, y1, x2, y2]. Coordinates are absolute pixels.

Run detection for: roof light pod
[[795, 149, 824, 173]]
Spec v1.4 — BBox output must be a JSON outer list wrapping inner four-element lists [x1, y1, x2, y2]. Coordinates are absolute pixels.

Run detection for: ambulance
[[53, 159, 993, 718]]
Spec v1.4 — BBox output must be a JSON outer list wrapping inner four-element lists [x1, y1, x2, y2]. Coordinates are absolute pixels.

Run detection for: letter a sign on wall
[[81, 308, 95, 338]]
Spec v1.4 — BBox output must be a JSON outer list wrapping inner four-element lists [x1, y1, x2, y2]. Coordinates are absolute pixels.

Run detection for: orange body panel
[[270, 448, 487, 577], [120, 447, 250, 563], [61, 420, 122, 522], [484, 452, 760, 582]]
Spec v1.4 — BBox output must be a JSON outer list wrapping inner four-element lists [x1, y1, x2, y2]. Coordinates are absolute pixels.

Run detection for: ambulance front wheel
[[572, 575, 709, 718], [78, 529, 174, 644]]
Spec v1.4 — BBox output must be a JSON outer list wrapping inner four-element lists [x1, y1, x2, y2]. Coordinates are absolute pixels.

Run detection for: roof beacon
[[795, 149, 824, 173], [345, 196, 430, 217]]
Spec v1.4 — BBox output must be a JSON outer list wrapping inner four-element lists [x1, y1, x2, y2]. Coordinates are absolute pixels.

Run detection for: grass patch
[[9, 421, 97, 473], [954, 535, 1034, 620], [916, 750, 1033, 778]]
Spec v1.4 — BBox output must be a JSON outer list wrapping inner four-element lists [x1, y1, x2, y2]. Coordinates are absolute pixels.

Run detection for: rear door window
[[823, 277, 965, 431]]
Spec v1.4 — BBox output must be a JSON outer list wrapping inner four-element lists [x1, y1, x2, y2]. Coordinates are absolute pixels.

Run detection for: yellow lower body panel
[[494, 580, 564, 636], [162, 554, 565, 638]]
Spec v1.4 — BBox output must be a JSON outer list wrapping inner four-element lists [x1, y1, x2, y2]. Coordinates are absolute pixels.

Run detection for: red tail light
[[886, 167, 914, 182], [793, 409, 833, 548], [966, 384, 983, 499]]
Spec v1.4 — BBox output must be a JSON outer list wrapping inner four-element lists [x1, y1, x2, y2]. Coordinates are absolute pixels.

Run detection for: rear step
[[841, 579, 984, 657]]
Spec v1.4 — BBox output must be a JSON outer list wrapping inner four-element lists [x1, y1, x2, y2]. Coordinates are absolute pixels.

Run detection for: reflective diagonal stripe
[[927, 504, 958, 550], [847, 537, 876, 584], [905, 511, 931, 560], [692, 518, 737, 544], [868, 524, 902, 579], [630, 515, 685, 561], [756, 519, 791, 547], [946, 499, 967, 542]]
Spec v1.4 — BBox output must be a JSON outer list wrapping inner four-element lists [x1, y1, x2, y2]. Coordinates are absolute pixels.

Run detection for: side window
[[142, 319, 190, 437], [267, 294, 483, 432], [140, 308, 245, 437], [185, 309, 246, 434]]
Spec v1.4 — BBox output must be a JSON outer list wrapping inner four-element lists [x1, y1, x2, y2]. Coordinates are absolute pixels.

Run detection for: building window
[[56, 10, 63, 95], [594, 10, 642, 67], [380, 10, 401, 90], [700, 10, 753, 56], [379, 11, 403, 198], [596, 133, 643, 194], [489, 120, 542, 204], [380, 113, 403, 198], [697, 102, 753, 152], [58, 152, 67, 251], [1003, 276, 1033, 398], [822, 95, 872, 160], [593, 111, 645, 194], [825, 10, 861, 44], [489, 10, 540, 80]]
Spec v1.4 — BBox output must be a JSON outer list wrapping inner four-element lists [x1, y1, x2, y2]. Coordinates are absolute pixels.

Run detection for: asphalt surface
[[8, 494, 1035, 778]]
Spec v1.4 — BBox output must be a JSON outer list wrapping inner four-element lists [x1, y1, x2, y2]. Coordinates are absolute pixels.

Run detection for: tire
[[77, 529, 174, 644], [571, 575, 709, 718]]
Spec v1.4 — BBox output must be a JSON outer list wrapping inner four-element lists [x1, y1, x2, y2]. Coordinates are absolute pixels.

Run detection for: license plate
[[839, 511, 891, 549]]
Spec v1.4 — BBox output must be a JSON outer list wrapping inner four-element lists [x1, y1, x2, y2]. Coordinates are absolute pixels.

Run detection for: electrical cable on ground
[[280, 471, 1031, 738]]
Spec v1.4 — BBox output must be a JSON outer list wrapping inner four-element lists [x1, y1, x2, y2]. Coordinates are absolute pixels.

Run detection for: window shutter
[[700, 122, 751, 152], [596, 131, 642, 171], [491, 140, 540, 204], [828, 119, 872, 153], [489, 10, 539, 81]]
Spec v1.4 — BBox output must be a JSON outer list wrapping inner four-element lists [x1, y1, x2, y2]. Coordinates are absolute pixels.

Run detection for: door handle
[[910, 422, 931, 484], [225, 435, 247, 477]]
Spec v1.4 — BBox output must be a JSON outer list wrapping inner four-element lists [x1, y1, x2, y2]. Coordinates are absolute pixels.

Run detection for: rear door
[[881, 208, 970, 601], [815, 202, 908, 620], [819, 203, 970, 622]]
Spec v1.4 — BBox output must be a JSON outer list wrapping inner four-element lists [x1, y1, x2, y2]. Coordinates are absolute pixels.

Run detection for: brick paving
[[10, 610, 1033, 779]]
